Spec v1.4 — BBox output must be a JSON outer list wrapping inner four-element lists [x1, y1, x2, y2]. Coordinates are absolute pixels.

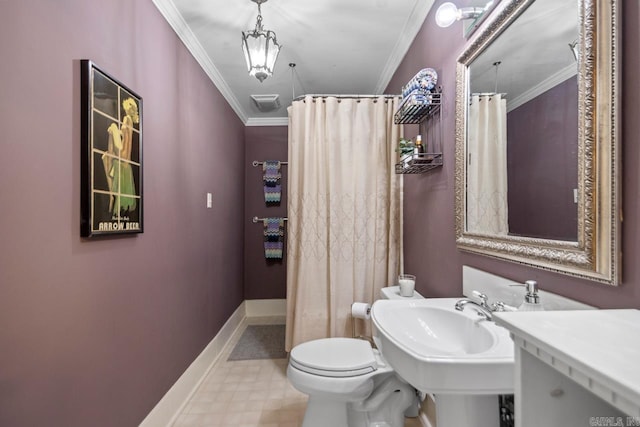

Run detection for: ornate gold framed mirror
[[454, 0, 620, 285]]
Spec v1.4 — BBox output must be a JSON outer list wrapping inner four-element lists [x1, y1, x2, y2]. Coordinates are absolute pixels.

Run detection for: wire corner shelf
[[394, 91, 442, 125], [395, 153, 443, 174]]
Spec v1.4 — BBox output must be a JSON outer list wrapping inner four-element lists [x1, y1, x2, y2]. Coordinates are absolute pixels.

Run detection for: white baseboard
[[245, 298, 286, 317], [139, 302, 247, 427]]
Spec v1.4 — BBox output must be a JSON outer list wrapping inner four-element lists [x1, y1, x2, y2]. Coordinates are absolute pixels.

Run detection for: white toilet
[[287, 286, 423, 427]]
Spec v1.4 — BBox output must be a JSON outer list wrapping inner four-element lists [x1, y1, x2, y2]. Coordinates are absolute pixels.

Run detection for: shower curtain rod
[[293, 94, 401, 102]]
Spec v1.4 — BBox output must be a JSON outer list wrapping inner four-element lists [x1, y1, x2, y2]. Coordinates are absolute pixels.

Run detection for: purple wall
[[507, 76, 579, 241], [387, 0, 640, 308], [0, 1, 245, 426], [244, 126, 288, 299]]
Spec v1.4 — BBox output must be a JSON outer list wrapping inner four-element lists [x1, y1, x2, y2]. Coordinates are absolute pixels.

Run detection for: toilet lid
[[290, 338, 377, 378]]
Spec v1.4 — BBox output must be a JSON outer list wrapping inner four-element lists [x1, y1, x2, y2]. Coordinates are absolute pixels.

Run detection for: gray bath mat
[[228, 324, 287, 361]]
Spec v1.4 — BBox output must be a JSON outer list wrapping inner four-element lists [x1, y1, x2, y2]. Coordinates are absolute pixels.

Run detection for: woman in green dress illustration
[[103, 97, 138, 216]]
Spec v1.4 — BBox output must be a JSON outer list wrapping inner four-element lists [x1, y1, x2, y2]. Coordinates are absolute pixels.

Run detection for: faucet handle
[[491, 301, 505, 312], [472, 290, 489, 307], [491, 301, 518, 312]]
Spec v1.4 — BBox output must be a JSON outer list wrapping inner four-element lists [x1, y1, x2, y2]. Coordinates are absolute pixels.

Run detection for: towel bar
[[252, 161, 288, 167], [253, 216, 288, 223]]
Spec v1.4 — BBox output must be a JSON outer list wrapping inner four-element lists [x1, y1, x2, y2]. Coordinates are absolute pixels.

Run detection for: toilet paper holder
[[351, 302, 375, 347]]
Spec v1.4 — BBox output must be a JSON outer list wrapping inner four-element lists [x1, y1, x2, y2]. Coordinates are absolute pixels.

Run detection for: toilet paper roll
[[351, 302, 371, 320]]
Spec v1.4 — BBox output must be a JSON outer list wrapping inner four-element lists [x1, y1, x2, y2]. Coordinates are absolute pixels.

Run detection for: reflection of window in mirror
[[467, 0, 579, 242]]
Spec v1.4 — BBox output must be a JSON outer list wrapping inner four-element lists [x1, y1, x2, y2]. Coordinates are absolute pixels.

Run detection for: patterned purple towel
[[263, 161, 281, 204], [263, 218, 285, 259]]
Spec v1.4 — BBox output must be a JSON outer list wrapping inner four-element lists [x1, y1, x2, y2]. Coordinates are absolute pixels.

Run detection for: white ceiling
[[152, 0, 434, 125]]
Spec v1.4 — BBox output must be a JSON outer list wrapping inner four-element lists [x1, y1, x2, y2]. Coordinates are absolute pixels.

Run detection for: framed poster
[[80, 60, 143, 237]]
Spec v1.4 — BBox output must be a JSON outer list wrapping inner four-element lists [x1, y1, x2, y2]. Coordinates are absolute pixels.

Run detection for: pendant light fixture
[[242, 0, 281, 83]]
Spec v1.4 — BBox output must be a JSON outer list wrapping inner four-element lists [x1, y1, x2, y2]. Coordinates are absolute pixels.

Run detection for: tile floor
[[172, 319, 423, 427]]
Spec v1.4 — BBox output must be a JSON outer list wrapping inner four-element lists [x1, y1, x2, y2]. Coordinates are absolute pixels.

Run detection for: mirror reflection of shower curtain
[[467, 94, 508, 235]]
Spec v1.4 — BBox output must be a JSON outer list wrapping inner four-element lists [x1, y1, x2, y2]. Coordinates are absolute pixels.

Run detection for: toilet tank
[[380, 286, 424, 300]]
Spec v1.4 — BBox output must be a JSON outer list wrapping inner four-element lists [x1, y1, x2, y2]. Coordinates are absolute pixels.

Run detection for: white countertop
[[494, 309, 640, 416]]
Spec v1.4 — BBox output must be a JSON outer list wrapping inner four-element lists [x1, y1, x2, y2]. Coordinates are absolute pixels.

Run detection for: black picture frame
[[80, 60, 143, 237]]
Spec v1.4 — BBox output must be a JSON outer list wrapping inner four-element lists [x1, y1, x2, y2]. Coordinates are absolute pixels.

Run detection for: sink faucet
[[455, 298, 494, 321]]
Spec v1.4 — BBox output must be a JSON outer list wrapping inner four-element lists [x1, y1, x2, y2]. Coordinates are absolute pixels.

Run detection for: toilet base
[[301, 397, 349, 427], [349, 374, 415, 427], [300, 375, 415, 427]]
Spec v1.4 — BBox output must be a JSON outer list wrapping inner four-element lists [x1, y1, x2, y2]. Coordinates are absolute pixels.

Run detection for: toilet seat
[[289, 338, 377, 378]]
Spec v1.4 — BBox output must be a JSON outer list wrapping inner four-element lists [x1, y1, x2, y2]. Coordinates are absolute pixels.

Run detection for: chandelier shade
[[242, 0, 281, 82]]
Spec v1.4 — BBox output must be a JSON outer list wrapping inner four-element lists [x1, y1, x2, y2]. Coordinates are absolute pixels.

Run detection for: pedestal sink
[[371, 298, 514, 426]]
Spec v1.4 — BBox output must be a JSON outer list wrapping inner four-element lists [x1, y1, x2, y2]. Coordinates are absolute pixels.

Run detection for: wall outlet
[[206, 192, 212, 208]]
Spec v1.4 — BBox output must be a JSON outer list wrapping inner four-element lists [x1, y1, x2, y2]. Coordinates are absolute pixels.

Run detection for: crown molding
[[507, 64, 577, 112], [245, 117, 289, 127], [374, 0, 435, 94], [152, 0, 248, 124]]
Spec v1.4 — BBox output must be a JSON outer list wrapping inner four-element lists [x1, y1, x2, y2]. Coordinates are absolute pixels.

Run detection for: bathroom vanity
[[494, 310, 640, 427]]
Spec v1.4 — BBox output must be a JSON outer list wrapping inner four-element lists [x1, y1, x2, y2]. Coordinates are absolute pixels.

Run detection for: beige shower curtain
[[285, 95, 403, 351], [467, 94, 508, 235]]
